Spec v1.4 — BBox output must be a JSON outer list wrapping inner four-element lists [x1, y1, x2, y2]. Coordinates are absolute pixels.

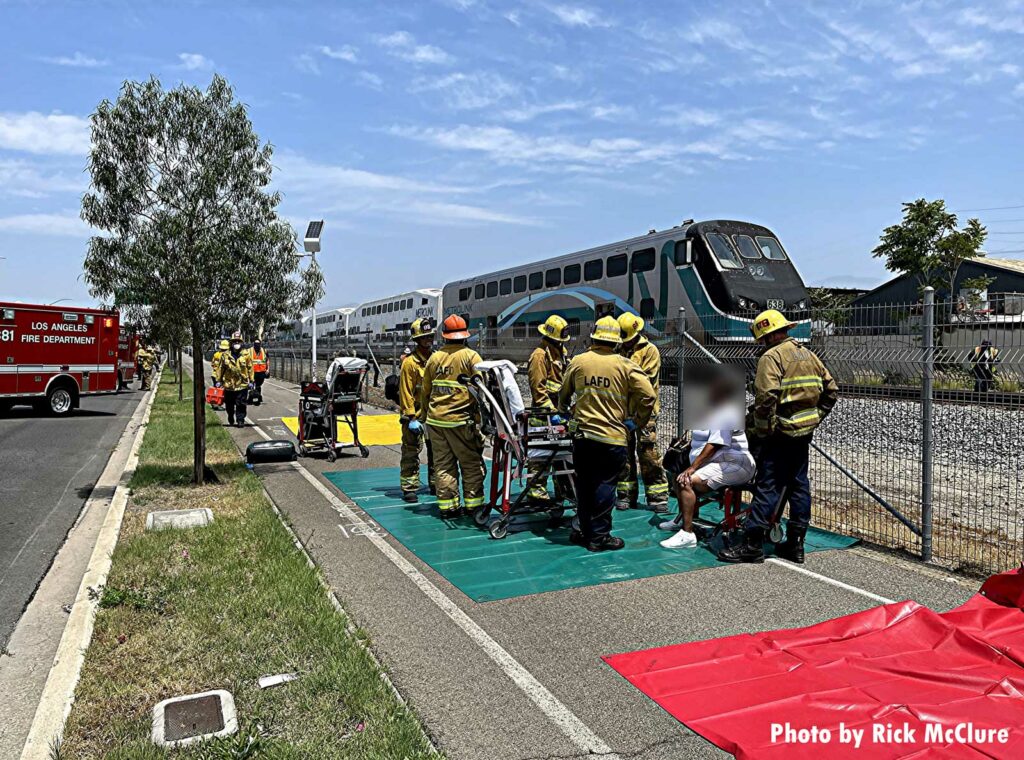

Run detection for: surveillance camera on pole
[[303, 220, 324, 381]]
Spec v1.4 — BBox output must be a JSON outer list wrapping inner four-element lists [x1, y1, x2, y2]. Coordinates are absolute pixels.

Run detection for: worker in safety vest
[[136, 343, 156, 390], [718, 310, 838, 565], [526, 315, 570, 502], [416, 315, 485, 517], [970, 340, 999, 393], [616, 313, 670, 513], [215, 333, 254, 427], [399, 318, 436, 503], [558, 316, 657, 551], [248, 337, 268, 405]]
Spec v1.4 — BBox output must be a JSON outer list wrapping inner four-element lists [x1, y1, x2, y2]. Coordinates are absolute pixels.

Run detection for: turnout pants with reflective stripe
[[223, 388, 248, 424], [616, 419, 669, 507], [400, 420, 435, 494], [428, 423, 486, 512], [574, 438, 628, 541], [748, 432, 812, 531]]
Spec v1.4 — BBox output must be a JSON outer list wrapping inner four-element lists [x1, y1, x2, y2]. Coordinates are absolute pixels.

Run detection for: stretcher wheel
[[327, 449, 338, 463], [769, 524, 785, 544], [359, 445, 370, 458], [489, 521, 508, 540], [472, 506, 491, 526]]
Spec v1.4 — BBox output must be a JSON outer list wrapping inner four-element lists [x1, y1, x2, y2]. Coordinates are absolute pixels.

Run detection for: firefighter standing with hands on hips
[[718, 309, 838, 564], [215, 332, 254, 428], [416, 315, 486, 517], [616, 313, 670, 513], [558, 316, 657, 551], [526, 315, 570, 502], [399, 318, 437, 504], [248, 337, 268, 405]]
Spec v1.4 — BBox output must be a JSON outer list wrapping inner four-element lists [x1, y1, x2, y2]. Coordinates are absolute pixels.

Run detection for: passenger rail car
[[348, 288, 442, 345], [441, 219, 810, 360]]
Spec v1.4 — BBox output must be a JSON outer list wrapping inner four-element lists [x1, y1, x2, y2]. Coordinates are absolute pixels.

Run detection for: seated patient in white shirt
[[660, 373, 756, 549]]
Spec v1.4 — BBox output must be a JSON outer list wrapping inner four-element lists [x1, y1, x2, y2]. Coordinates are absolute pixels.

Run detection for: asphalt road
[[190, 357, 979, 759], [0, 387, 145, 648]]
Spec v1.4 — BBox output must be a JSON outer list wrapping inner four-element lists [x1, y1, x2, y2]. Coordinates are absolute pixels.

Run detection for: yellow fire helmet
[[538, 314, 571, 342], [750, 309, 796, 341], [219, 339, 230, 350], [590, 315, 623, 344], [410, 317, 434, 340], [617, 312, 645, 343]]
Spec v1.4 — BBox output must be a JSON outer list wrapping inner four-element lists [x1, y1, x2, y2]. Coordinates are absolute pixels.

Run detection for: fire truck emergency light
[[303, 220, 324, 254]]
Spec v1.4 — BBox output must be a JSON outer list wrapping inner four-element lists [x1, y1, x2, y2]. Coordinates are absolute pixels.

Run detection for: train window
[[500, 278, 512, 296], [756, 236, 788, 260], [564, 264, 581, 285], [487, 281, 498, 298], [475, 283, 486, 299], [706, 233, 743, 269], [640, 298, 656, 320], [584, 259, 603, 281], [513, 322, 526, 339], [459, 287, 471, 302], [513, 275, 527, 293], [566, 318, 580, 337], [733, 235, 762, 259], [631, 248, 655, 273], [545, 268, 561, 287], [388, 302, 394, 313], [529, 272, 543, 290], [607, 254, 628, 277]]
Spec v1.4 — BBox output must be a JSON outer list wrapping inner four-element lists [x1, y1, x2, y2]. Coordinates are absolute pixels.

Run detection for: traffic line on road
[[253, 424, 619, 759], [766, 557, 896, 604]]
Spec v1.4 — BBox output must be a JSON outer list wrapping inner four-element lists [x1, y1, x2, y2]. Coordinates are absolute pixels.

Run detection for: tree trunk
[[191, 327, 206, 485], [178, 346, 184, 401]]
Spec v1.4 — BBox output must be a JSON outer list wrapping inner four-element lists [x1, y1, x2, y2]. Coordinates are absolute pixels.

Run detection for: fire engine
[[0, 302, 122, 416]]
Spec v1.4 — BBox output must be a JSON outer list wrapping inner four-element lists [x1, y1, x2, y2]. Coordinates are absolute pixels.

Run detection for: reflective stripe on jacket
[[752, 338, 838, 438], [558, 345, 657, 446], [216, 351, 254, 391], [249, 348, 268, 374], [399, 347, 432, 418], [528, 341, 564, 410], [626, 337, 661, 415], [419, 344, 483, 427]]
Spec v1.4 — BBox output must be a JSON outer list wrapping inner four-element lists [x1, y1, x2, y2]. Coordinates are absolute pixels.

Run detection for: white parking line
[[252, 425, 618, 759], [766, 558, 896, 604]]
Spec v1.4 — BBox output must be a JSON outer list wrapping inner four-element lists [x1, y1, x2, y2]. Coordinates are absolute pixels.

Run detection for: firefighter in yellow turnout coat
[[399, 319, 436, 503], [417, 315, 486, 516], [616, 314, 670, 512], [526, 315, 570, 501], [215, 335, 254, 427], [136, 344, 157, 390], [558, 317, 657, 551]]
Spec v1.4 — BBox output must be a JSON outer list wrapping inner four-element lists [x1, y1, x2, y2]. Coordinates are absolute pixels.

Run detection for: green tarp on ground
[[323, 466, 857, 602]]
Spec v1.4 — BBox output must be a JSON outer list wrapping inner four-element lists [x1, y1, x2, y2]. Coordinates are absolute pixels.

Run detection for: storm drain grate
[[152, 689, 237, 747]]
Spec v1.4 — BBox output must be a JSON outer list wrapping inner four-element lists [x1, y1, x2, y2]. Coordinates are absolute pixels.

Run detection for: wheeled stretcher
[[462, 361, 577, 539], [297, 357, 371, 461]]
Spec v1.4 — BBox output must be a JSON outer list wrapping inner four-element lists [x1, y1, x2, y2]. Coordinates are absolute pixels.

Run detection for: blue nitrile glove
[[408, 420, 423, 433], [551, 414, 565, 425], [624, 419, 637, 432]]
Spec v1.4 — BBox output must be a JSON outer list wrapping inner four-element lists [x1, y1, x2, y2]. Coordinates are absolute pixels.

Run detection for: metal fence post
[[677, 306, 686, 438], [921, 287, 935, 562]]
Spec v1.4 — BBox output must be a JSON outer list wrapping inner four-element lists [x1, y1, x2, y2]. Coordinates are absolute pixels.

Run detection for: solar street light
[[300, 220, 324, 380]]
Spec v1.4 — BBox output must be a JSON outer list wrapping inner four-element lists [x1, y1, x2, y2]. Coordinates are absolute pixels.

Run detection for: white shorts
[[692, 457, 756, 491]]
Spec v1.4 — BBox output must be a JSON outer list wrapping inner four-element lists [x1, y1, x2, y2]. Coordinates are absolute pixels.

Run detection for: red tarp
[[604, 568, 1024, 759]]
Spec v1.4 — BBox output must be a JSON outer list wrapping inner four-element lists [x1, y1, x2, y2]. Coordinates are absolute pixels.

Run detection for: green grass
[[59, 373, 437, 759]]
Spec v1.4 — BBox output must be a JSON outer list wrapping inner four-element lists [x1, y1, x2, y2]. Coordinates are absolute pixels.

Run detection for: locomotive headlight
[[797, 299, 808, 310], [737, 297, 748, 309]]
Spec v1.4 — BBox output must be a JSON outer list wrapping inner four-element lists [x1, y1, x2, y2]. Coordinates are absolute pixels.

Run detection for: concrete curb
[[19, 369, 163, 760]]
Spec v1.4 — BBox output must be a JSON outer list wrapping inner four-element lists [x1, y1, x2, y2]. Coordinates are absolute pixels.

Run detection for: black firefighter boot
[[717, 526, 765, 564], [775, 525, 807, 564]]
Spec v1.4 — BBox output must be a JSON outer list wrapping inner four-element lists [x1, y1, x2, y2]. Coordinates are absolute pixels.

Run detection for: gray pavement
[[197, 358, 977, 760], [0, 387, 145, 649]]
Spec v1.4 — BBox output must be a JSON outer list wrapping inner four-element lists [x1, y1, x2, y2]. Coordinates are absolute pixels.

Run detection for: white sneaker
[[660, 530, 698, 549], [658, 516, 683, 531]]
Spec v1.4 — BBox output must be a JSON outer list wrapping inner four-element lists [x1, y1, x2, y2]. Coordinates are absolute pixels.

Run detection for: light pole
[[301, 220, 324, 381]]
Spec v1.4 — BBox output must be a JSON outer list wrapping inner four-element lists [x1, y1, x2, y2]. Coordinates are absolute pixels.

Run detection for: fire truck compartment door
[[17, 365, 46, 395]]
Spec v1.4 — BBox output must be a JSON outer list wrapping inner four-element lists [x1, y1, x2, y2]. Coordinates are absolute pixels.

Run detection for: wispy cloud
[[178, 52, 214, 71], [0, 159, 84, 198], [684, 19, 751, 50], [318, 45, 358, 63], [0, 112, 90, 155], [277, 153, 467, 195], [40, 52, 107, 68], [376, 31, 454, 65], [959, 8, 1024, 35], [547, 5, 612, 28], [0, 212, 90, 237], [500, 101, 585, 122], [412, 71, 519, 109]]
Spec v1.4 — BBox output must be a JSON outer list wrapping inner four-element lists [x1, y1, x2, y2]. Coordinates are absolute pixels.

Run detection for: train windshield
[[755, 236, 788, 260], [705, 233, 743, 269], [732, 235, 762, 259]]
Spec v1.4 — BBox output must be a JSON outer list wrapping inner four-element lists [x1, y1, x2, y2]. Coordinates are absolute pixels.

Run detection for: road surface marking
[[253, 424, 618, 758], [766, 558, 896, 604]]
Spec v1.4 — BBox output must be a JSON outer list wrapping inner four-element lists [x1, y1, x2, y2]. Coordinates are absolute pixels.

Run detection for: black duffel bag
[[246, 439, 297, 464]]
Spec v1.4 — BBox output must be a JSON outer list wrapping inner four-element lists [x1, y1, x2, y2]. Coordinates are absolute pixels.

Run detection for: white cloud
[[0, 112, 90, 155], [0, 213, 90, 237], [894, 60, 947, 79], [412, 71, 519, 110], [685, 19, 751, 50], [318, 45, 358, 63], [0, 159, 84, 197], [40, 52, 107, 68], [959, 9, 1024, 35], [376, 31, 454, 65], [358, 71, 384, 89], [826, 21, 914, 63], [276, 153, 467, 195], [294, 53, 320, 75], [591, 104, 634, 120], [547, 5, 611, 28], [178, 52, 214, 71], [404, 200, 540, 226], [659, 108, 722, 129], [500, 101, 585, 122]]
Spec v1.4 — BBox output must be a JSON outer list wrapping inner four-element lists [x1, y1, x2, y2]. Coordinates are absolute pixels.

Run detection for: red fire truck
[[0, 302, 122, 416], [117, 329, 140, 388]]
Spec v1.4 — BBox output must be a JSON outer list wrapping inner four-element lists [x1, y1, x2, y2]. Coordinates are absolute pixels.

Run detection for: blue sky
[[2, 0, 1024, 307]]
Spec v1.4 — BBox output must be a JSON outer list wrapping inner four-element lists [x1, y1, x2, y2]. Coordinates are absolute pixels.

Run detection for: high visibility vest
[[250, 348, 268, 374]]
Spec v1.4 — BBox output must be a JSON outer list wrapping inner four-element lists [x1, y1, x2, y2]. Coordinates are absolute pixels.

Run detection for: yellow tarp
[[281, 414, 403, 446]]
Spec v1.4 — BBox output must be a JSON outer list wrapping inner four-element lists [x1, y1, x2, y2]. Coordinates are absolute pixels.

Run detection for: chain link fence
[[268, 294, 1024, 576]]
